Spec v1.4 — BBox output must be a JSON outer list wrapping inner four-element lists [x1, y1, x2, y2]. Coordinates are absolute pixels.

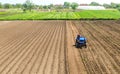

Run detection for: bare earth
[[0, 20, 120, 74]]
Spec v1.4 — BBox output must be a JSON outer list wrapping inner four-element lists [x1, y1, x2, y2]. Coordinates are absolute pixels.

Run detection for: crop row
[[0, 10, 120, 20]]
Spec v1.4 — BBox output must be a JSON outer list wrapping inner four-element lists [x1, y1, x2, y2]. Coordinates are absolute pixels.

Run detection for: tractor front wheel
[[75, 42, 79, 48]]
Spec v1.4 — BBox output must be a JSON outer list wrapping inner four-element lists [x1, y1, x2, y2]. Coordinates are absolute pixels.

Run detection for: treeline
[[103, 3, 120, 10], [89, 2, 120, 11], [0, 3, 22, 9], [0, 0, 79, 12], [0, 0, 120, 11]]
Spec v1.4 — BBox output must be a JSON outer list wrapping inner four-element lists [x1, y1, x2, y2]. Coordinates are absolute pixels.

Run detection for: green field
[[0, 9, 120, 20]]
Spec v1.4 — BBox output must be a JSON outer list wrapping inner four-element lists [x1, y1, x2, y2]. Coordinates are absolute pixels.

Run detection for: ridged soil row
[[85, 21, 115, 73], [24, 22, 56, 74], [0, 21, 46, 74], [5, 21, 50, 74], [0, 21, 43, 63], [91, 21, 120, 43], [0, 21, 27, 44], [76, 21, 120, 74], [43, 22, 63, 74], [85, 21, 120, 73], [36, 21, 61, 74], [0, 21, 36, 51], [75, 21, 112, 74], [29, 21, 67, 74], [58, 21, 67, 74], [89, 21, 120, 53], [19, 22, 55, 74], [14, 21, 56, 74], [96, 21, 120, 48], [0, 21, 38, 55], [71, 21, 103, 74], [26, 23, 56, 74], [49, 21, 66, 74], [0, 22, 40, 68], [103, 20, 120, 32]]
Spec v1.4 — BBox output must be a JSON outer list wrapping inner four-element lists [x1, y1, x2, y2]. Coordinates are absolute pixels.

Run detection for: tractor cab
[[75, 35, 87, 48]]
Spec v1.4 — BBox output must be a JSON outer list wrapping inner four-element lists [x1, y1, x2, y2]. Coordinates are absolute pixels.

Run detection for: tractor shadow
[[73, 45, 76, 46], [72, 45, 86, 49]]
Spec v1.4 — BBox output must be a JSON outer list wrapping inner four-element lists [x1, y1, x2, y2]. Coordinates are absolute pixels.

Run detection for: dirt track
[[0, 20, 120, 74]]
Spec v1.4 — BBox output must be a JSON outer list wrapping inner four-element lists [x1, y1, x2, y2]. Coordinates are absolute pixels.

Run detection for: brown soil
[[0, 20, 119, 74]]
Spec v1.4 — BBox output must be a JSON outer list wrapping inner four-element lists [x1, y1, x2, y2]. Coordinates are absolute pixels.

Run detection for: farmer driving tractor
[[75, 34, 87, 48]]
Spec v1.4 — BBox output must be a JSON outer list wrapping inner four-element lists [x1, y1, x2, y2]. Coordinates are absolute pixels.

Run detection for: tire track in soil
[[76, 21, 120, 74], [75, 21, 111, 74], [90, 21, 120, 53], [66, 21, 87, 74], [0, 20, 119, 74], [91, 21, 120, 46], [71, 21, 103, 74], [86, 21, 120, 73]]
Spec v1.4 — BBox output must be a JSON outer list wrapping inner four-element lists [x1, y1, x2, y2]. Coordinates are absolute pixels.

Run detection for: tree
[[116, 4, 120, 11], [63, 2, 71, 9], [90, 2, 101, 6], [3, 3, 13, 9], [15, 3, 22, 8], [117, 7, 120, 11], [43, 5, 48, 9], [48, 4, 53, 9], [71, 2, 78, 11], [107, 3, 120, 11], [22, 0, 34, 12], [55, 5, 63, 9], [33, 5, 39, 9], [0, 3, 2, 8], [54, 5, 63, 12], [39, 5, 43, 9], [103, 3, 111, 8], [111, 2, 117, 8]]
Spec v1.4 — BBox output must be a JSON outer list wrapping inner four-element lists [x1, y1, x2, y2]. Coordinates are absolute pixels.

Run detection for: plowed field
[[0, 20, 120, 74]]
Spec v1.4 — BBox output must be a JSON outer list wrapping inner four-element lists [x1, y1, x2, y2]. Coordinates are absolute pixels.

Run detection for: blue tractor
[[75, 35, 87, 48]]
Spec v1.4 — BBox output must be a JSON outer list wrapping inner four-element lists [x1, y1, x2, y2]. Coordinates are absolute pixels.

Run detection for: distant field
[[0, 9, 120, 20]]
